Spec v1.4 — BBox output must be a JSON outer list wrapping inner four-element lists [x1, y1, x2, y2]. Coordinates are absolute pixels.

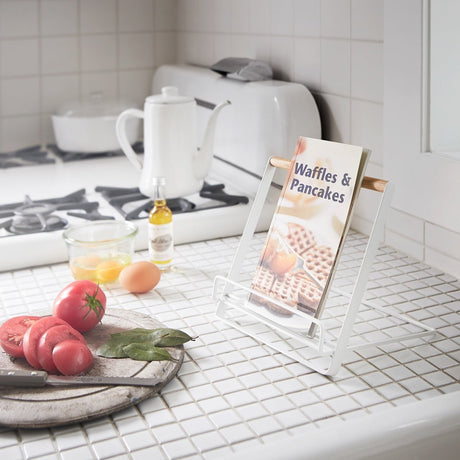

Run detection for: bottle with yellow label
[[148, 177, 173, 269]]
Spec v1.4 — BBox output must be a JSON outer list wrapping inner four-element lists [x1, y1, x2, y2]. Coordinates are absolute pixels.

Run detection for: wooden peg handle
[[269, 156, 388, 193]]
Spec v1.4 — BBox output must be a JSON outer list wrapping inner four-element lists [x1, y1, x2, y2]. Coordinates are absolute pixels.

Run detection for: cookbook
[[249, 137, 369, 328]]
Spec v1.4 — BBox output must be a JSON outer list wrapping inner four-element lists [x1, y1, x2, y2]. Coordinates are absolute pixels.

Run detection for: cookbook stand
[[213, 156, 436, 376]]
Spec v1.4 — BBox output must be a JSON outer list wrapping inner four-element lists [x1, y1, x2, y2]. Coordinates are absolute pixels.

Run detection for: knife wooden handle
[[0, 369, 47, 387]]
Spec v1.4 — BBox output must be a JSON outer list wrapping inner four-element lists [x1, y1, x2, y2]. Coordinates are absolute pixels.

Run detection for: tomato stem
[[82, 284, 105, 323]]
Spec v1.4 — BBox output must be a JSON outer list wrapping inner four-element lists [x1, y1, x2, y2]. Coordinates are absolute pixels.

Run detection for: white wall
[[0, 0, 176, 152], [174, 0, 459, 279], [0, 0, 458, 278]]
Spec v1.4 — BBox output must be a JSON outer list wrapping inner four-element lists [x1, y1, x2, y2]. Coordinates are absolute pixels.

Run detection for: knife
[[0, 369, 163, 388]]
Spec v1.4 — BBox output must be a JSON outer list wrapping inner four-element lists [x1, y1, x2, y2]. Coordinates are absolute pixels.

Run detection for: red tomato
[[52, 340, 93, 376], [53, 280, 106, 333], [0, 315, 41, 358], [37, 324, 86, 373], [23, 316, 69, 369]]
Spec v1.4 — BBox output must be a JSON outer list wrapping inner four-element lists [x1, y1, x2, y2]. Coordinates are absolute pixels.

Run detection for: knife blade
[[0, 369, 163, 387]]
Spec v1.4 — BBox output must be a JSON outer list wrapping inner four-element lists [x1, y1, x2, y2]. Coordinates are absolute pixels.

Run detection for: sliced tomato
[[22, 316, 69, 369], [52, 340, 93, 376], [0, 315, 41, 358], [37, 324, 86, 373]]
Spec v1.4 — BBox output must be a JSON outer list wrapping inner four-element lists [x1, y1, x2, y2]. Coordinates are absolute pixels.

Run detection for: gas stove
[[0, 154, 275, 271], [0, 64, 321, 272]]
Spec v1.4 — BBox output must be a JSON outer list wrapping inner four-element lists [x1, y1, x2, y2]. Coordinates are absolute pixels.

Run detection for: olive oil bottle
[[148, 177, 173, 269]]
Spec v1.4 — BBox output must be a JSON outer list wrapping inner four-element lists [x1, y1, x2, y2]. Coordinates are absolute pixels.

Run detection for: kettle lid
[[146, 86, 194, 105]]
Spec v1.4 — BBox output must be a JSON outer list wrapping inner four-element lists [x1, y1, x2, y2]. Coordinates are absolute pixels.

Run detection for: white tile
[[92, 437, 127, 459], [0, 0, 39, 37], [318, 93, 351, 143], [155, 31, 176, 66], [0, 116, 41, 151], [242, 35, 271, 62], [294, 37, 321, 91], [270, 36, 294, 81], [80, 0, 117, 34], [154, 0, 177, 31], [327, 395, 361, 413], [386, 207, 425, 243], [212, 0, 233, 33], [249, 0, 271, 35], [0, 39, 39, 77], [248, 415, 283, 436], [230, 34, 263, 60], [351, 41, 383, 102], [81, 34, 117, 71], [81, 72, 118, 101], [294, 0, 320, 37], [351, 99, 383, 165], [419, 371, 455, 387], [22, 437, 55, 458], [192, 430, 227, 453], [1, 77, 39, 116], [321, 0, 350, 38], [303, 401, 335, 421], [351, 0, 383, 41], [119, 0, 154, 32], [321, 38, 350, 96], [163, 437, 196, 459], [376, 382, 409, 400], [384, 229, 425, 261], [231, 0, 250, 34], [123, 430, 155, 452], [221, 423, 254, 444], [41, 74, 79, 114], [41, 37, 79, 74], [270, 0, 294, 36], [425, 223, 460, 262], [425, 248, 460, 281], [175, 32, 213, 66], [40, 0, 78, 36], [352, 389, 385, 406], [120, 32, 155, 69]]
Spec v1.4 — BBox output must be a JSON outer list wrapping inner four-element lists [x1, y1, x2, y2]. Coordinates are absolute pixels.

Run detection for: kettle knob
[[162, 86, 179, 97]]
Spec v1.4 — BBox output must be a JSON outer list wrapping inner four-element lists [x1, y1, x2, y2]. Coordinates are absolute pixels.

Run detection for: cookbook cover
[[250, 137, 369, 325]]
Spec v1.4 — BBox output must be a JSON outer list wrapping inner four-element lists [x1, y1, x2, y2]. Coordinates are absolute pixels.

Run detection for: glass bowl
[[63, 221, 138, 284]]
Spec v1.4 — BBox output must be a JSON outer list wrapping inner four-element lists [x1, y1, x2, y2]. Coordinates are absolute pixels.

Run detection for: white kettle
[[116, 86, 230, 199]]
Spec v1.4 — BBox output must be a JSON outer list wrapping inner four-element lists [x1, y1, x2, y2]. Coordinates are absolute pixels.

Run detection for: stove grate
[[95, 182, 249, 220], [0, 189, 115, 236]]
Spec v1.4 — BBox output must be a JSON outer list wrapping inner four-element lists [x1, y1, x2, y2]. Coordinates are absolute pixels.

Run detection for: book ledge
[[213, 150, 437, 376]]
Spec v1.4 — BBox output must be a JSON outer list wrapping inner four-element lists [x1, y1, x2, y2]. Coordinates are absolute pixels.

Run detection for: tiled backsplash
[[0, 0, 458, 278], [174, 0, 459, 280], [0, 0, 176, 152]]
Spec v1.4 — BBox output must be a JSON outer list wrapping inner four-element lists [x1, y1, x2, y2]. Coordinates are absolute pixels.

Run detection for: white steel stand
[[213, 156, 436, 376]]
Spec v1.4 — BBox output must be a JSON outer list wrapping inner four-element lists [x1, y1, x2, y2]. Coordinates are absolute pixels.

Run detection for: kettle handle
[[116, 108, 144, 171]]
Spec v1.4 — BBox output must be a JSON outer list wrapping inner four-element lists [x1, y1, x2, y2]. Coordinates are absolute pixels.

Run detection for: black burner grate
[[0, 145, 55, 168], [48, 141, 143, 162], [0, 189, 115, 236], [96, 182, 249, 220]]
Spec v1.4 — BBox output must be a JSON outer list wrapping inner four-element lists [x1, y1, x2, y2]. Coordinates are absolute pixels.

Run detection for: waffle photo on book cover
[[250, 137, 369, 321]]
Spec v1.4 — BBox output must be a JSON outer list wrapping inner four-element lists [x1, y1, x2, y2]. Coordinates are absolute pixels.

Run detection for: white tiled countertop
[[0, 231, 459, 459]]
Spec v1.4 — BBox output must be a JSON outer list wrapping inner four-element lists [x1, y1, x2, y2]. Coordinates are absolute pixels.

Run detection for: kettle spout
[[194, 99, 231, 180]]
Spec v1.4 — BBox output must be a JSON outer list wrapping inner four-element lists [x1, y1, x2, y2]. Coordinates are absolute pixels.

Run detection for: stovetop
[[0, 153, 277, 272], [0, 183, 249, 239]]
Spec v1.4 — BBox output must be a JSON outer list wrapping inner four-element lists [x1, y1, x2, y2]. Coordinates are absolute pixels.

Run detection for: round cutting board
[[0, 309, 184, 428]]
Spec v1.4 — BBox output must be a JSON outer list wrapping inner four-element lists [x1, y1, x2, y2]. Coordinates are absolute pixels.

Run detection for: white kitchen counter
[[0, 231, 459, 459]]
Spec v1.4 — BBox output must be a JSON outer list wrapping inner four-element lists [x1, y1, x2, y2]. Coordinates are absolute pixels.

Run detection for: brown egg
[[119, 261, 161, 293]]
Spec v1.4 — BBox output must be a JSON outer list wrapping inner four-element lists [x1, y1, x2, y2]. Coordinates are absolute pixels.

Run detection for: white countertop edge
[[228, 390, 460, 459]]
